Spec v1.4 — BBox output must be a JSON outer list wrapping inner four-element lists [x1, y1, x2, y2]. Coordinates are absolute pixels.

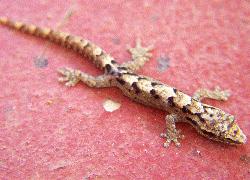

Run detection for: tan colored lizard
[[0, 17, 247, 147]]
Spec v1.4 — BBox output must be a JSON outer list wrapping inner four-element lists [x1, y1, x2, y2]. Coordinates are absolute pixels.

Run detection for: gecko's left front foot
[[160, 114, 184, 148]]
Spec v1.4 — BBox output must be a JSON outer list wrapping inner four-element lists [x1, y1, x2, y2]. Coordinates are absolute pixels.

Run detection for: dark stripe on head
[[186, 117, 198, 126], [195, 113, 205, 123]]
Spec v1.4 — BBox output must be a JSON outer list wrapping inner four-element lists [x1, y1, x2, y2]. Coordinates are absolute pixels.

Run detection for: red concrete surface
[[0, 1, 249, 179]]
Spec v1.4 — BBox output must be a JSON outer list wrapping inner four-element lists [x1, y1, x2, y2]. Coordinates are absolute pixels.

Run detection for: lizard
[[0, 17, 247, 147]]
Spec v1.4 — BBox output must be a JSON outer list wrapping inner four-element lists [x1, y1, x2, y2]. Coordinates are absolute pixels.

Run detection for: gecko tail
[[0, 16, 113, 69]]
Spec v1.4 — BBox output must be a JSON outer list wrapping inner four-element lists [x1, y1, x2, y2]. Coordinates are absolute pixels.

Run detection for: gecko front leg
[[193, 86, 230, 101], [58, 67, 113, 88], [160, 114, 184, 148], [121, 38, 154, 72]]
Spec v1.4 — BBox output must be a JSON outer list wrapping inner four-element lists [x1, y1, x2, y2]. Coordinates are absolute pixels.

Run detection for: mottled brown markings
[[132, 82, 140, 94]]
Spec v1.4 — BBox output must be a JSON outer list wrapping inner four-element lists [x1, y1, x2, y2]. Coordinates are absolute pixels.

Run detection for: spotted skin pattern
[[0, 17, 247, 147]]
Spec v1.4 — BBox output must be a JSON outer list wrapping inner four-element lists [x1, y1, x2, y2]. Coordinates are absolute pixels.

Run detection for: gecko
[[0, 17, 247, 147]]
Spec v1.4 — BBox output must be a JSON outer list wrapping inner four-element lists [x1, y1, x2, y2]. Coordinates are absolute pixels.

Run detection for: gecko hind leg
[[193, 86, 230, 102], [58, 67, 112, 88], [121, 38, 154, 72], [160, 114, 184, 148]]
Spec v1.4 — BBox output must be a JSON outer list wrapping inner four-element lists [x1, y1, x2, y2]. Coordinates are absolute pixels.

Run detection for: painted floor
[[0, 1, 249, 179]]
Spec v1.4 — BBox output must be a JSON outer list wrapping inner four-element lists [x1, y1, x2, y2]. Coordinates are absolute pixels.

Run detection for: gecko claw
[[127, 38, 154, 60], [160, 130, 184, 148], [57, 67, 82, 87]]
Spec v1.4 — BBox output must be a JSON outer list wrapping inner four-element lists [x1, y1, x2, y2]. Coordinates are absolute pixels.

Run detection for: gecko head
[[196, 107, 247, 145], [221, 117, 247, 145]]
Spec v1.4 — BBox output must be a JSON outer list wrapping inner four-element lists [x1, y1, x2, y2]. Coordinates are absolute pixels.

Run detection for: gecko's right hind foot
[[57, 67, 82, 87]]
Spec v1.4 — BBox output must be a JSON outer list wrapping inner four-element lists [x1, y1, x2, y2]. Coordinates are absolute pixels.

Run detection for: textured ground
[[0, 1, 249, 179]]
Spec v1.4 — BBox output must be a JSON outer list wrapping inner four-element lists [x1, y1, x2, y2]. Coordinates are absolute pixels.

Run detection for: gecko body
[[0, 17, 247, 147]]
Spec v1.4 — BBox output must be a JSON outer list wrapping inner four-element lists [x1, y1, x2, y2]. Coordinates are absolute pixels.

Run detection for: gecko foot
[[127, 38, 154, 60], [160, 114, 185, 148], [193, 86, 230, 101], [160, 129, 184, 148], [57, 67, 82, 87]]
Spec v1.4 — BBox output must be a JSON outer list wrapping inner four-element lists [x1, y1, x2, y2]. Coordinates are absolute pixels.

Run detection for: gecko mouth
[[200, 129, 245, 145]]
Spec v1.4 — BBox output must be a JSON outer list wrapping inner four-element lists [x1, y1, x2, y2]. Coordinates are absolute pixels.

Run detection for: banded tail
[[0, 17, 116, 69]]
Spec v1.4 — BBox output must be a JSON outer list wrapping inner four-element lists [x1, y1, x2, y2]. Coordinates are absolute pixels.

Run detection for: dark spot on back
[[116, 78, 125, 85], [150, 89, 156, 95], [105, 64, 112, 73], [173, 88, 177, 93], [167, 96, 175, 107], [132, 82, 140, 94], [182, 106, 189, 113]]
